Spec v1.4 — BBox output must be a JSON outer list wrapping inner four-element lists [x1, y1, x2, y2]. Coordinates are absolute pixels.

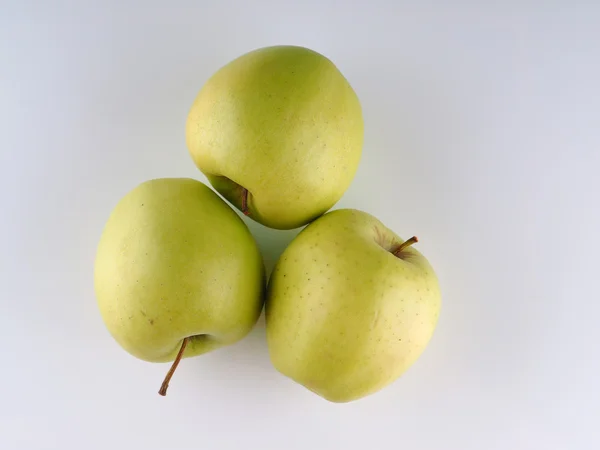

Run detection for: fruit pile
[[94, 45, 441, 403]]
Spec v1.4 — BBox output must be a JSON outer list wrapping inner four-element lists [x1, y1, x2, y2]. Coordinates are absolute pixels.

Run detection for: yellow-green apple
[[265, 209, 441, 402], [94, 178, 265, 395], [185, 45, 364, 230]]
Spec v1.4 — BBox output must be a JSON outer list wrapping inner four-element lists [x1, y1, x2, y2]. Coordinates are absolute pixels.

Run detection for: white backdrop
[[2, 1, 599, 449]]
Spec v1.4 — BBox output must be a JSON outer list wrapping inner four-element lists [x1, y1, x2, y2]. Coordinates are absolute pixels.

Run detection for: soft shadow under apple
[[242, 216, 304, 279]]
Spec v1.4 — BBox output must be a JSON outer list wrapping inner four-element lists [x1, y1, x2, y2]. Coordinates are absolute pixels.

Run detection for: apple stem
[[158, 337, 189, 396], [241, 188, 250, 216], [393, 236, 419, 256]]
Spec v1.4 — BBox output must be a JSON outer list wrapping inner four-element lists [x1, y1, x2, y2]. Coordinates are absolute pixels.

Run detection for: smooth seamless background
[[1, 1, 599, 449]]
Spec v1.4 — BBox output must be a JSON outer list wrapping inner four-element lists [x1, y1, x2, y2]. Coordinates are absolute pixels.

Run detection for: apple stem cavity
[[158, 337, 189, 396], [393, 236, 419, 257], [241, 188, 250, 216]]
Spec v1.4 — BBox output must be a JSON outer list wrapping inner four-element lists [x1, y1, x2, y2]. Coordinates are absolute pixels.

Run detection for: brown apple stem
[[158, 337, 189, 396], [241, 188, 250, 216], [393, 236, 419, 256]]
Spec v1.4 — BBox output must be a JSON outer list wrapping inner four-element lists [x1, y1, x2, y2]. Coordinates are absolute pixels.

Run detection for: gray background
[[2, 1, 599, 449]]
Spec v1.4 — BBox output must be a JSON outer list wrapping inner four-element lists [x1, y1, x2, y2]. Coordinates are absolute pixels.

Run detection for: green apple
[[94, 178, 265, 395], [265, 209, 441, 403], [185, 45, 364, 230]]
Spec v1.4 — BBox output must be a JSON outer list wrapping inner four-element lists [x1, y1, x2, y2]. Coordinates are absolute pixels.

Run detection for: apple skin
[[265, 209, 441, 403], [94, 178, 265, 363], [185, 45, 364, 230]]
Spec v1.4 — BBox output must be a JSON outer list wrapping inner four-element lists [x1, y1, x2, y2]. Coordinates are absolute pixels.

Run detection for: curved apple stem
[[393, 236, 418, 257], [158, 337, 189, 396], [241, 188, 250, 216]]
